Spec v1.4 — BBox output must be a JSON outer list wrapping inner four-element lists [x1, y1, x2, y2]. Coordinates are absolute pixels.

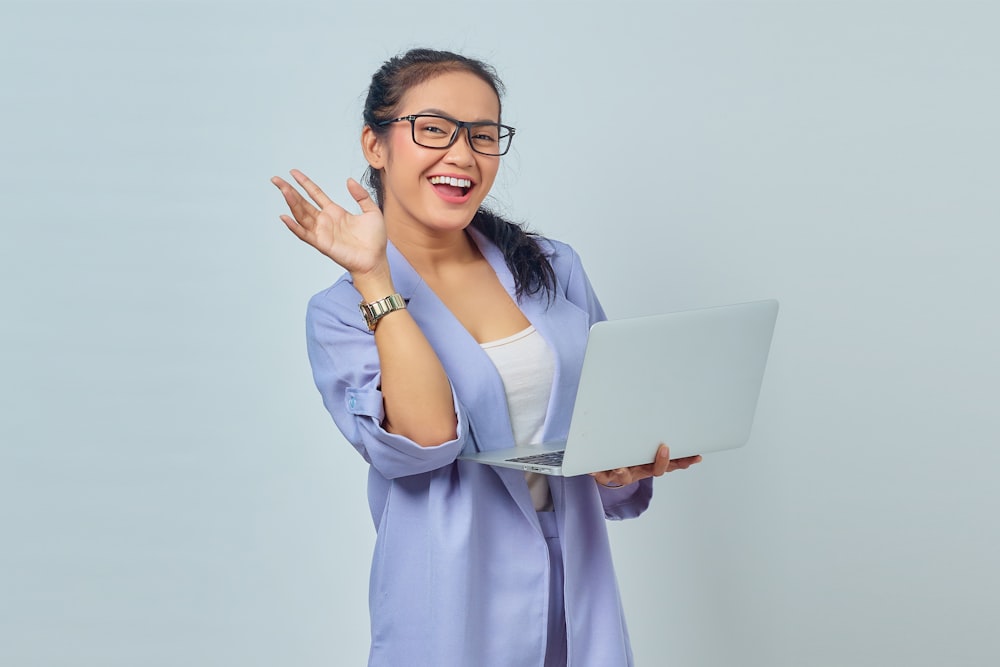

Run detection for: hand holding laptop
[[591, 444, 702, 488]]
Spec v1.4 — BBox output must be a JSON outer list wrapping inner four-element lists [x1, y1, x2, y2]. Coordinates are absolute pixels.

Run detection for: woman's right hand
[[272, 169, 387, 276]]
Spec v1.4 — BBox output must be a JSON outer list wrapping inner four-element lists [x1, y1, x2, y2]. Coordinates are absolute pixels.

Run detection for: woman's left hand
[[591, 444, 702, 488]]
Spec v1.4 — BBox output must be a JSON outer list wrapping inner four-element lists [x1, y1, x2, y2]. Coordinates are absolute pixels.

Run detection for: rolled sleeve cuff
[[598, 478, 653, 520], [349, 383, 469, 479]]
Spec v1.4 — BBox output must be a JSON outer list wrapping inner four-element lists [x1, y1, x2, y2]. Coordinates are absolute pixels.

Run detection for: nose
[[443, 128, 476, 166]]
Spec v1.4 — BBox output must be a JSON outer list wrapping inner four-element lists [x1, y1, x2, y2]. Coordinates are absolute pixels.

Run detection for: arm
[[352, 266, 458, 445], [273, 170, 457, 447], [306, 288, 470, 479]]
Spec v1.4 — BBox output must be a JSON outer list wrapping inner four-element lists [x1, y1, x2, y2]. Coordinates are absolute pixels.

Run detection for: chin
[[431, 211, 479, 232], [426, 198, 485, 229]]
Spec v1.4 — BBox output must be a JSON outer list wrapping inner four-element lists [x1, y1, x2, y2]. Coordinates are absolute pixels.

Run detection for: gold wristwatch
[[359, 293, 406, 331]]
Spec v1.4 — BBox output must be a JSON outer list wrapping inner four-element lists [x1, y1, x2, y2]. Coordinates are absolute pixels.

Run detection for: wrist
[[351, 265, 395, 303], [359, 292, 406, 331]]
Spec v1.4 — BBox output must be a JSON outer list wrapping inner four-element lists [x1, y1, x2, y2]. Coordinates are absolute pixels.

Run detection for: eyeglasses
[[376, 114, 516, 156]]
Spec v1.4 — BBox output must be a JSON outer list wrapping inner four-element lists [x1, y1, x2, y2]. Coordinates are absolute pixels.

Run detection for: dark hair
[[362, 48, 555, 301]]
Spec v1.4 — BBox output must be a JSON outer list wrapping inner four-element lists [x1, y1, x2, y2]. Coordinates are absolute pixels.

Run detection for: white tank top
[[480, 325, 555, 511]]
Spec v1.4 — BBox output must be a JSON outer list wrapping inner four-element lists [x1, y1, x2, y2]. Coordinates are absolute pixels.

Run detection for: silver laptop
[[458, 299, 779, 476]]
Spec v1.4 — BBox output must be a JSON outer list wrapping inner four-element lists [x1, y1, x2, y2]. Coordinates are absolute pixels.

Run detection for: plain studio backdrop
[[1, 1, 997, 665]]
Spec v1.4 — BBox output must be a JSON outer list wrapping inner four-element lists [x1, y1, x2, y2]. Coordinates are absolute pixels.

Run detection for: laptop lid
[[558, 299, 779, 476]]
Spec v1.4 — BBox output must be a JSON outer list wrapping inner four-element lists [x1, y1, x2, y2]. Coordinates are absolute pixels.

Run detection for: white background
[[2, 1, 997, 665]]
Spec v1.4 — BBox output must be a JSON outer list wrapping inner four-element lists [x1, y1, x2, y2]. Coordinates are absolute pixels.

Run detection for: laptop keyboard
[[506, 451, 565, 466]]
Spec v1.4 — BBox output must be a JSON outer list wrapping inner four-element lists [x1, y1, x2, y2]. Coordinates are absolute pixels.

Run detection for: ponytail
[[471, 208, 555, 302]]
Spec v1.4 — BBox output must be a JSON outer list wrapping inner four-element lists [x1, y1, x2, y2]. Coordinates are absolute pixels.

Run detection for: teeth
[[430, 176, 472, 188]]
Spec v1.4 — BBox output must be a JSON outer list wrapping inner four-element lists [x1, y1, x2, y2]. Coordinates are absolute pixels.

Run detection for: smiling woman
[[270, 47, 699, 667]]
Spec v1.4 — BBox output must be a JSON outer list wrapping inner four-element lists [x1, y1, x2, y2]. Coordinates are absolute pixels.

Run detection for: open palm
[[272, 169, 387, 274]]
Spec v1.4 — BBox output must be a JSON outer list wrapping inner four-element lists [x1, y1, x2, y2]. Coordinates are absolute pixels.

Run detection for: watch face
[[360, 303, 378, 330]]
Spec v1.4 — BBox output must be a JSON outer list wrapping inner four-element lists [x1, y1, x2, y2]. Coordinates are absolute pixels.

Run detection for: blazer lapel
[[468, 229, 590, 444], [468, 229, 592, 528]]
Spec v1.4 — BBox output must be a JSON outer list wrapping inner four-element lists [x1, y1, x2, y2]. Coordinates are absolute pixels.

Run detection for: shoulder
[[533, 235, 588, 284], [534, 235, 575, 261], [532, 234, 606, 322]]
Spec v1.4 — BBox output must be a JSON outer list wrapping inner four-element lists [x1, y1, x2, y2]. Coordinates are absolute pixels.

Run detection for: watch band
[[359, 293, 406, 331]]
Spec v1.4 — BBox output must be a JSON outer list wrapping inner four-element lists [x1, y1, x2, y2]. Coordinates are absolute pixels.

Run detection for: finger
[[590, 472, 611, 486], [593, 469, 629, 488], [592, 470, 616, 485], [652, 444, 671, 477], [271, 175, 303, 198], [346, 178, 379, 214], [290, 169, 336, 209], [273, 175, 320, 222], [668, 455, 703, 472], [610, 467, 632, 486], [279, 214, 308, 241]]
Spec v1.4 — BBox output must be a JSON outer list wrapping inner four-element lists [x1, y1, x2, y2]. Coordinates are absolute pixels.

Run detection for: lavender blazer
[[306, 228, 654, 667]]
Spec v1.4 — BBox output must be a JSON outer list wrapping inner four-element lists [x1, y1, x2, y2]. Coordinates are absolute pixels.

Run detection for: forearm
[[354, 271, 457, 447]]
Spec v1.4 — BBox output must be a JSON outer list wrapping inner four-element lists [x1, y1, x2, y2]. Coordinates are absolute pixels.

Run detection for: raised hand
[[591, 444, 702, 488], [272, 169, 387, 276]]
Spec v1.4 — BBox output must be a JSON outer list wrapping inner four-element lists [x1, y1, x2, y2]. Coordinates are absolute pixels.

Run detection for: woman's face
[[365, 70, 502, 237]]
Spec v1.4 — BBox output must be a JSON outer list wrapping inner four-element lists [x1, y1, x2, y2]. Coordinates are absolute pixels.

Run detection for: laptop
[[458, 299, 779, 476]]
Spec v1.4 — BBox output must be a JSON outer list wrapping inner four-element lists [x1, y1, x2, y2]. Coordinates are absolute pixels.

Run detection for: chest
[[422, 259, 530, 344]]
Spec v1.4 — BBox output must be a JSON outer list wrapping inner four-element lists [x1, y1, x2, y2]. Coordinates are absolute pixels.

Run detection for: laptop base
[[459, 442, 568, 476]]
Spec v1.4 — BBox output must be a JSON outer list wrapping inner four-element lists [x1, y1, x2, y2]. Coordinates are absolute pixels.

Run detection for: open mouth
[[429, 175, 473, 198]]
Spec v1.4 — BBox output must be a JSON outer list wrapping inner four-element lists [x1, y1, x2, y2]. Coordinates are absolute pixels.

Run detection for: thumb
[[653, 444, 671, 476], [346, 178, 379, 214]]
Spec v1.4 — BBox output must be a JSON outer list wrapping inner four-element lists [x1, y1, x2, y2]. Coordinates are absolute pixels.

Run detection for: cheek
[[479, 160, 501, 188], [385, 142, 437, 181]]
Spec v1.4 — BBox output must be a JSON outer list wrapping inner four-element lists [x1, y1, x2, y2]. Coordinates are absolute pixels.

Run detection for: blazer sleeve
[[304, 282, 470, 479], [555, 241, 655, 520]]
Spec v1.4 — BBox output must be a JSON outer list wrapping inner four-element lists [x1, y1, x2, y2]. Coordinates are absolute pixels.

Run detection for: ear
[[361, 126, 386, 169]]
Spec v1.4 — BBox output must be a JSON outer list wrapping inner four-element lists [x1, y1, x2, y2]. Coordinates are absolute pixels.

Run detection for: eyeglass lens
[[411, 115, 511, 155]]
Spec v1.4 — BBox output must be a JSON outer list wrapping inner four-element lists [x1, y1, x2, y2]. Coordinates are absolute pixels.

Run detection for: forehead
[[396, 70, 501, 121]]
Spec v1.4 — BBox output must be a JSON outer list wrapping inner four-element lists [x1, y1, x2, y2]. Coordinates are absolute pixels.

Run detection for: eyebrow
[[415, 108, 500, 124]]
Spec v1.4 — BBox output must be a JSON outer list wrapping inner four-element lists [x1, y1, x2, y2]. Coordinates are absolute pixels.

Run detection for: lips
[[428, 175, 474, 203]]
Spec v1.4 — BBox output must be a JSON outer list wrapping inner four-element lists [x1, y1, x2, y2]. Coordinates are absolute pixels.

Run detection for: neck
[[385, 218, 480, 276]]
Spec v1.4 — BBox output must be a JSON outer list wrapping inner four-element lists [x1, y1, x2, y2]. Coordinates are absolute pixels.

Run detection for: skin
[[272, 70, 701, 486]]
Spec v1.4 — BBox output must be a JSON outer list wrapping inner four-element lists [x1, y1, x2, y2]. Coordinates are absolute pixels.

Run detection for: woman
[[272, 48, 700, 667]]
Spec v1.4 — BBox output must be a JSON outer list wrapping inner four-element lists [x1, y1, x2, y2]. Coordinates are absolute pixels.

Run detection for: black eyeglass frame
[[375, 114, 516, 156]]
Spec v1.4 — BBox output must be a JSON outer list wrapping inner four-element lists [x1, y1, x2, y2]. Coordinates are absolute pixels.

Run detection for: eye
[[414, 116, 455, 137], [470, 124, 500, 145], [472, 133, 498, 144]]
